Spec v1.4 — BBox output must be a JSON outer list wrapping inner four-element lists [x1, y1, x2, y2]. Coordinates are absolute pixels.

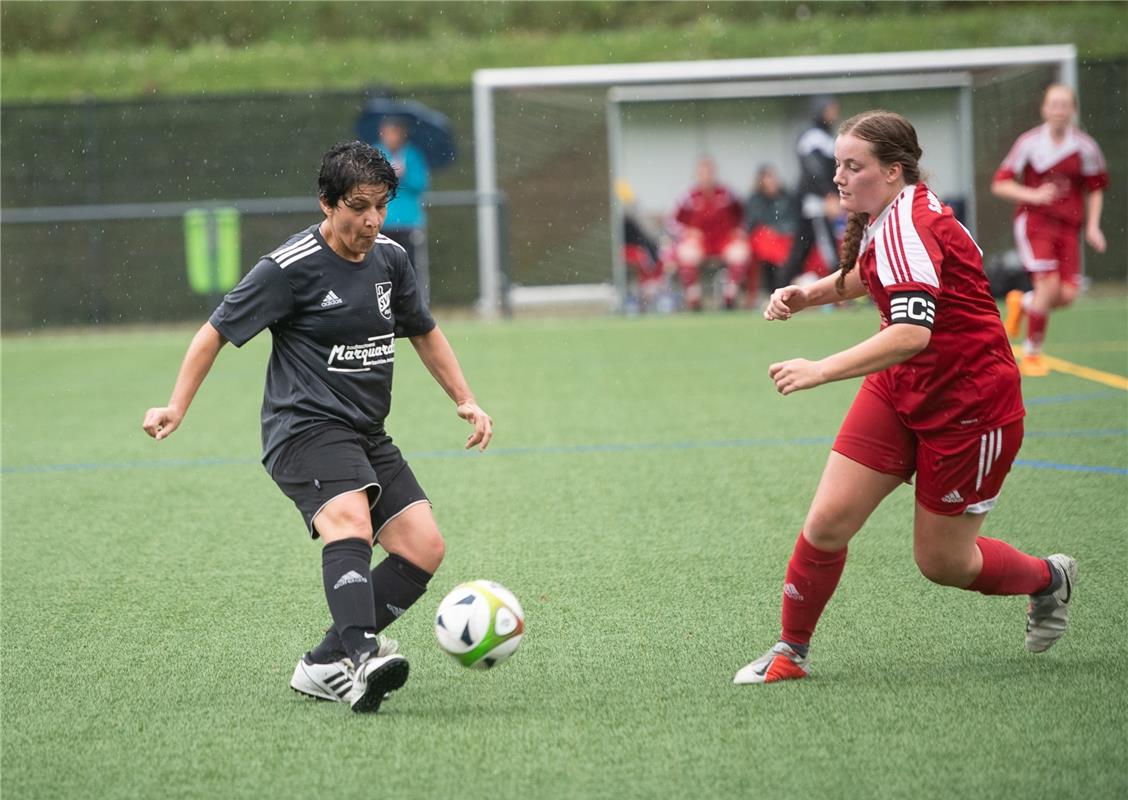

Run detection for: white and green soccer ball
[[434, 580, 525, 669]]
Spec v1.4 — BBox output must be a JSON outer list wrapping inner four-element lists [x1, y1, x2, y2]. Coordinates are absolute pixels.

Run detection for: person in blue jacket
[[377, 118, 431, 300]]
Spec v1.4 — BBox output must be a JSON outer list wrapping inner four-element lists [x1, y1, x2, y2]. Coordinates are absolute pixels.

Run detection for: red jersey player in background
[[992, 83, 1109, 377], [669, 157, 750, 310], [734, 110, 1076, 686]]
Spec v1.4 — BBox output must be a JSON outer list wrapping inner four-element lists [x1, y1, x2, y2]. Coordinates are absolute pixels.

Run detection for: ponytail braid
[[835, 212, 869, 294]]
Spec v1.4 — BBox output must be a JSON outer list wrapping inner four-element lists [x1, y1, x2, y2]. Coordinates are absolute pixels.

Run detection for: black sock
[[307, 628, 345, 663], [321, 538, 378, 663], [782, 640, 810, 658], [309, 553, 433, 661], [370, 554, 433, 632], [1035, 559, 1063, 596]]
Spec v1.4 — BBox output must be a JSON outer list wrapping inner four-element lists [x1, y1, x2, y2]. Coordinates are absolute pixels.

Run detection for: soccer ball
[[434, 580, 525, 669]]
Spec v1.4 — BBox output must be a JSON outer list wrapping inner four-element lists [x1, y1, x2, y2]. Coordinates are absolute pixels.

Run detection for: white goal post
[[473, 45, 1077, 318]]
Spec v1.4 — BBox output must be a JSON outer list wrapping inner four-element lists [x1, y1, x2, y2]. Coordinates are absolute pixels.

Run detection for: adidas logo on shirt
[[941, 489, 964, 504], [333, 570, 367, 590], [321, 290, 344, 308]]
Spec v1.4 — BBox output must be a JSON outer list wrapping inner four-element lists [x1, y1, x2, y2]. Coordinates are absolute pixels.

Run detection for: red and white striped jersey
[[857, 183, 1025, 435], [993, 123, 1109, 227]]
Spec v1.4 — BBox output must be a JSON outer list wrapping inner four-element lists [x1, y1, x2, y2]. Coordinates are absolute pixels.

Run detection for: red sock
[[779, 532, 847, 646], [966, 536, 1051, 595], [1026, 311, 1048, 354]]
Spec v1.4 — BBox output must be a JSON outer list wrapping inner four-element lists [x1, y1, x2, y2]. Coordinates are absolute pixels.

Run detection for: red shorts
[[1014, 211, 1080, 286], [833, 385, 1024, 516]]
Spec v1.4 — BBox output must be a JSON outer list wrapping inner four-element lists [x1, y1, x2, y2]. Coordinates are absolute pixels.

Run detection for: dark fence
[[2, 60, 1124, 331], [0, 86, 480, 329]]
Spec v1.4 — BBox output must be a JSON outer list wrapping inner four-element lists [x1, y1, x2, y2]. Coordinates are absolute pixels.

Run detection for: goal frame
[[472, 45, 1077, 318]]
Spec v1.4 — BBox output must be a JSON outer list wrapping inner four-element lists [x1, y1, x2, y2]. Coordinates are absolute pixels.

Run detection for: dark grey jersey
[[209, 223, 435, 469]]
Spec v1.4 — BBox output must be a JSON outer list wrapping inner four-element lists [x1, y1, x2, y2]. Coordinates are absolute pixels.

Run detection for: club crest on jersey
[[375, 282, 392, 320]]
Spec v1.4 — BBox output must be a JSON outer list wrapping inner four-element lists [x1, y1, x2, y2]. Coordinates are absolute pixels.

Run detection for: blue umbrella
[[356, 98, 457, 170]]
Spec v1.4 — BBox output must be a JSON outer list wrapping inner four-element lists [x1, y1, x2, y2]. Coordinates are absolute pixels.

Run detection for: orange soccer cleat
[[733, 641, 810, 685], [1004, 290, 1026, 340], [1020, 353, 1050, 377]]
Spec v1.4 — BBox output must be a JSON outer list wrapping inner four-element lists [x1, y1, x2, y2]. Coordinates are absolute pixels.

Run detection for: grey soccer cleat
[[347, 653, 410, 714], [733, 641, 811, 685], [1025, 554, 1077, 653], [290, 634, 399, 703]]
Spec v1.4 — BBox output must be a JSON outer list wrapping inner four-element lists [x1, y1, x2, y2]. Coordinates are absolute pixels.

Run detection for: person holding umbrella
[[358, 97, 457, 306], [377, 117, 431, 287]]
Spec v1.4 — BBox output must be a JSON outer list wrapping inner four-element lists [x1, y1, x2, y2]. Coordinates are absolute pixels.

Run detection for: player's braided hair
[[318, 140, 400, 207], [835, 111, 923, 293]]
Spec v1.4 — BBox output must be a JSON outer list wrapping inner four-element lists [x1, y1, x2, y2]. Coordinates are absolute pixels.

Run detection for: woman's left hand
[[769, 358, 827, 395], [457, 401, 493, 451]]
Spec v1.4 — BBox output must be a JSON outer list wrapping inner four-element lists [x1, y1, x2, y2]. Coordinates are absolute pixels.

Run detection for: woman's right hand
[[764, 285, 809, 321], [142, 406, 183, 440]]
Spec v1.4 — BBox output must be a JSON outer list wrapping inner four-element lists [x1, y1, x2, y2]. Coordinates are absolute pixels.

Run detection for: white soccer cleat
[[733, 641, 811, 685], [1025, 554, 1077, 653], [290, 655, 354, 702], [290, 634, 399, 703], [347, 653, 410, 714]]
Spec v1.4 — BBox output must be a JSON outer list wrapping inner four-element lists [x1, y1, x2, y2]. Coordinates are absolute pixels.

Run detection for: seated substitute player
[[142, 141, 493, 712], [992, 83, 1109, 377], [669, 156, 750, 310], [734, 111, 1076, 686]]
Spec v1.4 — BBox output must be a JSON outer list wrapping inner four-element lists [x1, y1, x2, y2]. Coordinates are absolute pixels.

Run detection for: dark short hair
[[318, 140, 399, 207]]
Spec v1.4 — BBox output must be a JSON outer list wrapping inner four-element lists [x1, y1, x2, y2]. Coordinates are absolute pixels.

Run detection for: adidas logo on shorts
[[941, 489, 964, 504]]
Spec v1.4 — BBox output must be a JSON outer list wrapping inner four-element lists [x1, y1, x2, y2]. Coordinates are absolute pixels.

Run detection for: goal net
[[472, 46, 1074, 317]]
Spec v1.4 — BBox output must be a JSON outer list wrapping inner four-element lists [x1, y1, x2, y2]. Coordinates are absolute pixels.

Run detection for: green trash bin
[[183, 207, 242, 295], [214, 207, 241, 292], [183, 208, 212, 295]]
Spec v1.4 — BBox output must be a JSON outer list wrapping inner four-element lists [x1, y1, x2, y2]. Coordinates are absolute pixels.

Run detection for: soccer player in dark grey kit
[[142, 141, 493, 713]]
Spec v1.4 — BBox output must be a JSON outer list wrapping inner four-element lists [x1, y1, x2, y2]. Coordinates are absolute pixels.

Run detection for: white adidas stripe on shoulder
[[271, 233, 314, 260], [376, 234, 406, 253], [277, 242, 321, 268], [268, 232, 322, 269], [893, 187, 939, 288]]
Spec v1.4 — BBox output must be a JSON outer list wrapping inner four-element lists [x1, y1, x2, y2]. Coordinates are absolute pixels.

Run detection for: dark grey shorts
[[268, 424, 429, 540]]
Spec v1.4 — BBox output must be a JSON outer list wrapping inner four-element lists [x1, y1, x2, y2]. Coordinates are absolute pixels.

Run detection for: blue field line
[[2, 428, 1125, 476], [1013, 459, 1128, 475], [1024, 389, 1125, 406]]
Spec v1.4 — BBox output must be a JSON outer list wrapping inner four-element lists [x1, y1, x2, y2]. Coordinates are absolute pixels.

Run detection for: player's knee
[[675, 239, 704, 269], [722, 239, 749, 268], [423, 530, 446, 570], [387, 525, 445, 573], [802, 509, 858, 550], [914, 551, 973, 587], [1055, 288, 1077, 309]]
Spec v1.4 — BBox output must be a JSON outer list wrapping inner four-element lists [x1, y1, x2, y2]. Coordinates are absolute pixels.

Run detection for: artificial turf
[[2, 296, 1125, 799]]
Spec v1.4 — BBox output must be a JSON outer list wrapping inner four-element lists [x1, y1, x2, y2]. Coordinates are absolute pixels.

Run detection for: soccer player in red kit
[[734, 111, 1076, 685], [992, 83, 1109, 377], [670, 157, 750, 310]]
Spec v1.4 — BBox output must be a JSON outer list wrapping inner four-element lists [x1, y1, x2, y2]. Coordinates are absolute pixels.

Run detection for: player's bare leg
[[912, 503, 1074, 652], [735, 453, 902, 685]]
